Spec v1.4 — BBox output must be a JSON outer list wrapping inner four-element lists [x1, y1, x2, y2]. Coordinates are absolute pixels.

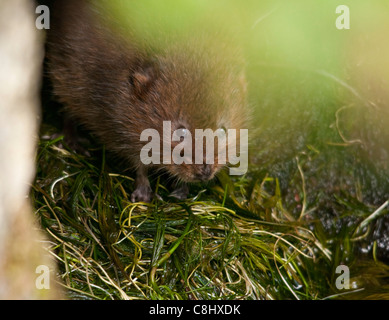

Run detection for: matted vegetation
[[33, 0, 389, 300], [32, 136, 322, 299], [32, 123, 389, 300]]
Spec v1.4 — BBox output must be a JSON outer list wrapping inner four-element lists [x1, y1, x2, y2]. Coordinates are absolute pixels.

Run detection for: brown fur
[[47, 0, 248, 202]]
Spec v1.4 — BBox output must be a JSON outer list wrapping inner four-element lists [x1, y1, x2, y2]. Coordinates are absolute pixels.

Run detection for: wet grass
[[34, 0, 389, 300], [32, 120, 389, 300]]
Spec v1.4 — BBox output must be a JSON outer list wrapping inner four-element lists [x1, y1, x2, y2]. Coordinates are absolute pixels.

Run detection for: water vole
[[46, 0, 248, 202]]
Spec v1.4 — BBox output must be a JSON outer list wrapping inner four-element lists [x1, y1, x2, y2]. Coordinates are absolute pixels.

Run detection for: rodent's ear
[[130, 66, 156, 98]]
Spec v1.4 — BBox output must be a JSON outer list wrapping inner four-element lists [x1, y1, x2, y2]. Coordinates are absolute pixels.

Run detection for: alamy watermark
[[35, 4, 351, 31], [140, 122, 249, 175], [35, 265, 50, 290], [36, 4, 351, 31], [335, 264, 350, 290], [336, 5, 350, 30], [35, 5, 50, 30]]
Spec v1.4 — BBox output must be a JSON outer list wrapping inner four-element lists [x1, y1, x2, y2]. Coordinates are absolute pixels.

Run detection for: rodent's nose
[[203, 164, 212, 177], [195, 164, 213, 181]]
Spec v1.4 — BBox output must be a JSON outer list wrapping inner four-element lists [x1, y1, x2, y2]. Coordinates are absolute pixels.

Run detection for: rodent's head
[[129, 43, 249, 183], [161, 125, 229, 183]]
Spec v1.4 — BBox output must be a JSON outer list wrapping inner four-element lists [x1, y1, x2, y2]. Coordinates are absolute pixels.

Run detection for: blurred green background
[[104, 0, 389, 166], [37, 0, 389, 299], [103, 0, 389, 206]]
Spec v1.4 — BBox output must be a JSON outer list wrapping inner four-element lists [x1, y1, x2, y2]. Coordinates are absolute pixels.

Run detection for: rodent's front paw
[[131, 185, 153, 203], [169, 184, 189, 201]]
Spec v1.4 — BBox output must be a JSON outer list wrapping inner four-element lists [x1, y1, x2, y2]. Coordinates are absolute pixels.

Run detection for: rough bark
[[0, 0, 61, 299]]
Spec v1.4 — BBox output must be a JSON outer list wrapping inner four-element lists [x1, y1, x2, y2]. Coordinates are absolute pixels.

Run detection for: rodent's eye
[[174, 128, 189, 141], [176, 128, 189, 137], [215, 126, 227, 135]]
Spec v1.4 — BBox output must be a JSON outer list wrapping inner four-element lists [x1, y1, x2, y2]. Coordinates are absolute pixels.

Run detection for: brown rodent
[[46, 0, 248, 202]]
